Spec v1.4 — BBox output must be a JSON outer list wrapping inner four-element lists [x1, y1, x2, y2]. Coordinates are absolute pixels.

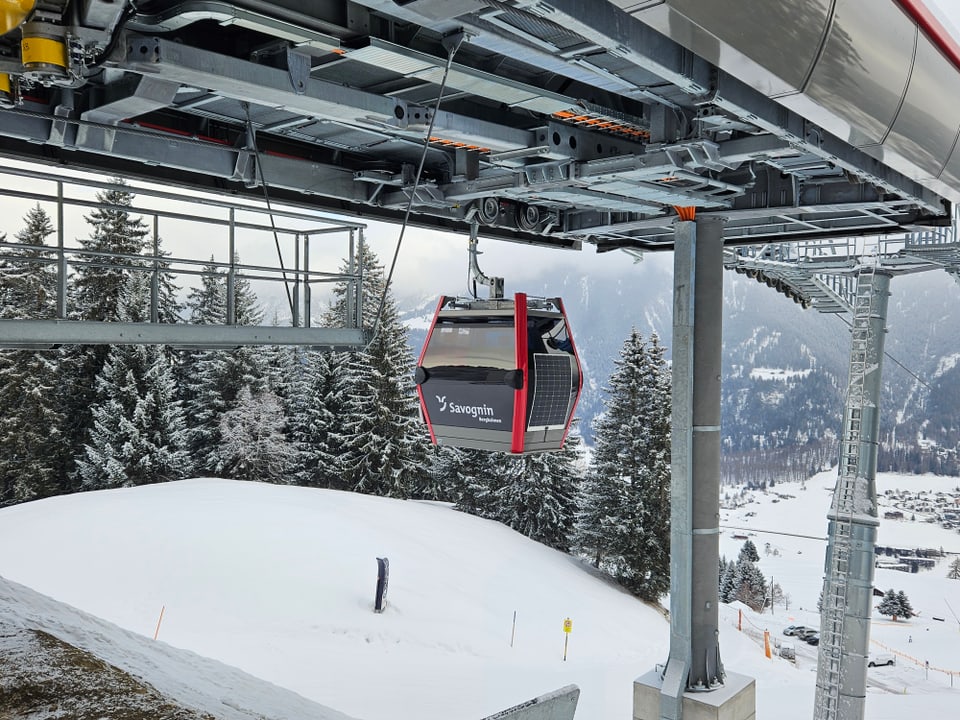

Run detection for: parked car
[[868, 652, 896, 667], [783, 625, 812, 637], [804, 632, 820, 646], [779, 641, 796, 660], [796, 627, 819, 641]]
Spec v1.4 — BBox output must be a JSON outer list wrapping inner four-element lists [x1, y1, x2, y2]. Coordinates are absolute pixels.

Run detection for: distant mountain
[[400, 255, 960, 476]]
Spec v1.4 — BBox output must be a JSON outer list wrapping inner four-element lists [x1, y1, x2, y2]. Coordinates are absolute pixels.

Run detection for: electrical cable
[[84, 1, 140, 75], [243, 102, 295, 317], [367, 31, 466, 348]]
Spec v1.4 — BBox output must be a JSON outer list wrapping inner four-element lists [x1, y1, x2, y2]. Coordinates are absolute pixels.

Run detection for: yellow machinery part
[[0, 0, 35, 36], [0, 72, 10, 95], [21, 34, 67, 69]]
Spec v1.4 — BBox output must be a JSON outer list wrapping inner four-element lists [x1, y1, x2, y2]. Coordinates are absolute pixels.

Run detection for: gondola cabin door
[[415, 293, 581, 454]]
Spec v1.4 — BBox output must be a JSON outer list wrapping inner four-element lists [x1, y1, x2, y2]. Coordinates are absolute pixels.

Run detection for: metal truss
[[0, 167, 369, 349], [0, 0, 951, 254], [722, 205, 960, 313]]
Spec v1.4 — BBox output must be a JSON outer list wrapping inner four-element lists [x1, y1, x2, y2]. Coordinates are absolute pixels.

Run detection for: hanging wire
[[833, 314, 931, 390], [243, 102, 296, 316], [367, 31, 467, 347]]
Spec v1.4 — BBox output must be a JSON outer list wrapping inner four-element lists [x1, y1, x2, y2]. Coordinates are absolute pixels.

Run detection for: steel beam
[[529, 0, 947, 215], [0, 320, 369, 350], [120, 36, 534, 153]]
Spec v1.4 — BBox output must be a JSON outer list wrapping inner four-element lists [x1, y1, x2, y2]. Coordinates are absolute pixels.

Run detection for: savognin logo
[[435, 395, 501, 424]]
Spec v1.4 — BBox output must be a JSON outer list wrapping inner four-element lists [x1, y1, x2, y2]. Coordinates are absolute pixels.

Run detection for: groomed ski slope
[[1, 472, 958, 719]]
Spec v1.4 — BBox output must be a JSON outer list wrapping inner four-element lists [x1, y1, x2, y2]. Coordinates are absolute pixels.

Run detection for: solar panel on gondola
[[415, 292, 582, 454]]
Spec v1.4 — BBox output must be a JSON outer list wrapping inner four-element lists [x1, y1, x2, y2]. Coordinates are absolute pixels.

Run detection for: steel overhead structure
[[0, 0, 952, 254], [2, 2, 960, 720]]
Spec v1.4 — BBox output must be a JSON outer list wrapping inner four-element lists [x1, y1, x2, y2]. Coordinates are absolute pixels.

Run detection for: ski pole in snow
[[562, 617, 572, 661], [510, 610, 517, 648], [153, 605, 165, 641]]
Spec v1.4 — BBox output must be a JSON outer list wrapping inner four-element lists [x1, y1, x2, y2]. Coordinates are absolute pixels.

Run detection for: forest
[[0, 183, 673, 602]]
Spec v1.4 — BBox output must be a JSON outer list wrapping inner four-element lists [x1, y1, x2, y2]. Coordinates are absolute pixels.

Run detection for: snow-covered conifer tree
[[719, 558, 737, 603], [62, 181, 180, 482], [214, 386, 297, 482], [575, 328, 672, 600], [948, 557, 960, 580], [0, 205, 67, 503], [445, 447, 503, 513], [739, 539, 760, 564], [75, 274, 191, 489], [71, 181, 150, 323], [895, 590, 914, 619], [878, 588, 900, 620], [291, 351, 347, 488], [493, 430, 583, 551], [180, 258, 266, 474], [733, 556, 768, 612], [324, 242, 425, 498]]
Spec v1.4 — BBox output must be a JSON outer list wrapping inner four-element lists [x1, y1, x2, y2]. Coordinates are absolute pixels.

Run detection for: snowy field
[[0, 471, 958, 719]]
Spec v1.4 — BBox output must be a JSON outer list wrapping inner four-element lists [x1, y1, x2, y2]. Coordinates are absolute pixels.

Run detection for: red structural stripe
[[415, 296, 447, 446], [894, 0, 960, 73], [511, 292, 529, 454]]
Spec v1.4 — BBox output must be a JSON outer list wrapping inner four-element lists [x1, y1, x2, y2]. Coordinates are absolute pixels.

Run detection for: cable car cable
[[368, 31, 467, 349], [243, 102, 296, 317], [833, 314, 931, 390]]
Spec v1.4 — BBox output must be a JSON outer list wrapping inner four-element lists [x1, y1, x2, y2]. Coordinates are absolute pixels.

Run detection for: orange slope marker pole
[[153, 605, 165, 641]]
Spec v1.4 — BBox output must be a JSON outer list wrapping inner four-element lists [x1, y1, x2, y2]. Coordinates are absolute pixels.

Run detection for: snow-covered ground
[[1, 472, 958, 719]]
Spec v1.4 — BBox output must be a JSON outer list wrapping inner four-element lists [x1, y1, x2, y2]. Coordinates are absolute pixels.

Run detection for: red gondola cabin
[[415, 293, 582, 454]]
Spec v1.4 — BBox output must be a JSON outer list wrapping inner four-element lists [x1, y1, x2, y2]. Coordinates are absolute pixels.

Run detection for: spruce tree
[[733, 556, 767, 612], [895, 590, 914, 620], [633, 332, 672, 599], [719, 558, 737, 604], [493, 431, 583, 551], [423, 445, 472, 503], [575, 328, 672, 600], [878, 589, 900, 620], [264, 341, 308, 478], [291, 351, 347, 488], [324, 242, 425, 498], [72, 181, 150, 323], [948, 557, 960, 580], [180, 258, 267, 474], [739, 539, 760, 563], [75, 274, 191, 489], [0, 205, 66, 503], [61, 180, 164, 483], [447, 447, 504, 514], [411, 443, 459, 502]]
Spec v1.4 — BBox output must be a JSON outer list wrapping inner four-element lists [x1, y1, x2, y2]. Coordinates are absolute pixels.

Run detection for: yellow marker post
[[562, 617, 572, 661]]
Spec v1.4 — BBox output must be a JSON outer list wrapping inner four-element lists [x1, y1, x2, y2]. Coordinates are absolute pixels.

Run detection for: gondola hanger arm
[[467, 220, 504, 299]]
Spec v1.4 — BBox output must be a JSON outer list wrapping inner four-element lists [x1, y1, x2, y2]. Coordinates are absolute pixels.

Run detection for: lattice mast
[[813, 266, 890, 720]]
